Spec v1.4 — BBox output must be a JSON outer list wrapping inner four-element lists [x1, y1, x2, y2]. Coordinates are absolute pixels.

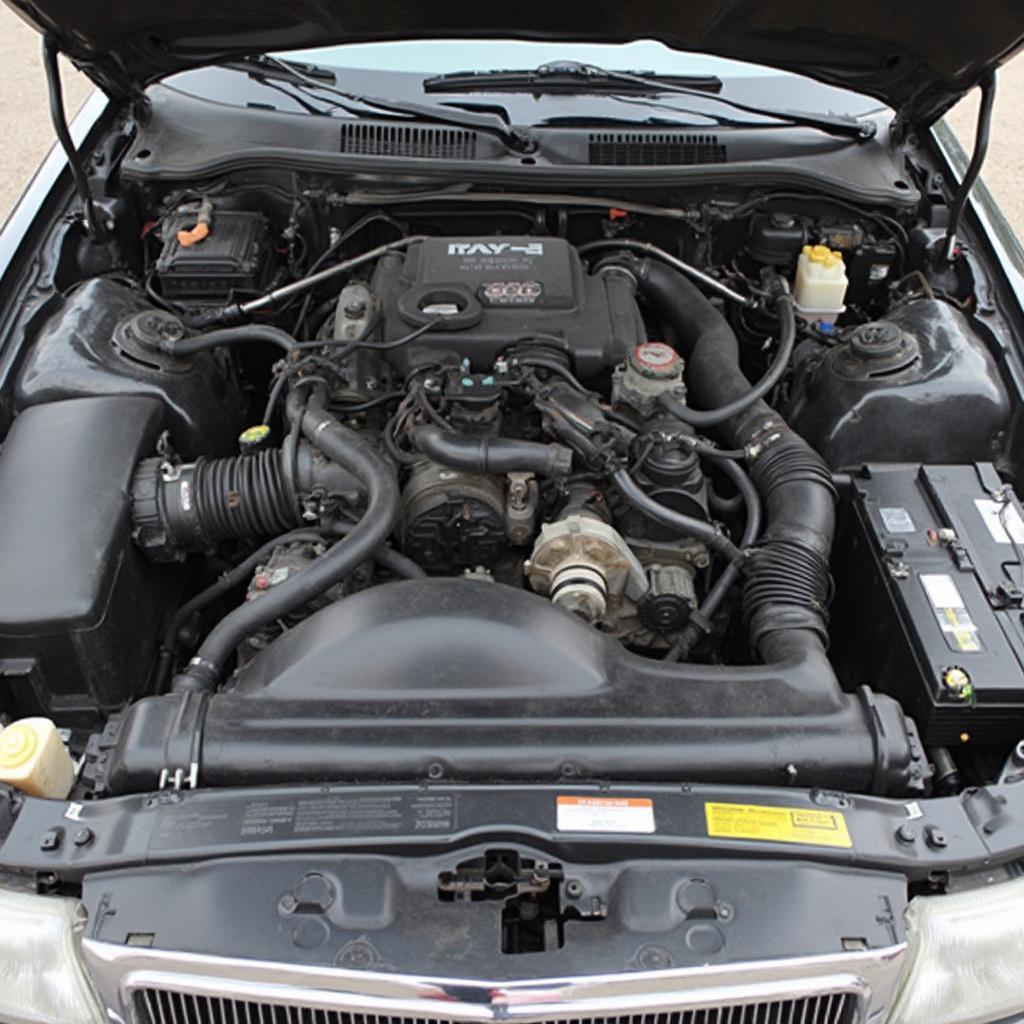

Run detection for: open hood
[[6, 0, 1024, 125]]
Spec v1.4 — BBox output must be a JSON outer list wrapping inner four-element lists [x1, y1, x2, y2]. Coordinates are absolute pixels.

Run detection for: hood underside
[[6, 0, 1024, 125]]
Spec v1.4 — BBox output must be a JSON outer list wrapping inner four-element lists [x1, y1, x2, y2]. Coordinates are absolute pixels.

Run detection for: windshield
[[276, 38, 766, 77]]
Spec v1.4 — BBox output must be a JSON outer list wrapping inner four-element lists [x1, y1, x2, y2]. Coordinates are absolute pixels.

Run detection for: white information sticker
[[974, 498, 1024, 545], [880, 506, 916, 534], [920, 573, 981, 653], [556, 796, 655, 834]]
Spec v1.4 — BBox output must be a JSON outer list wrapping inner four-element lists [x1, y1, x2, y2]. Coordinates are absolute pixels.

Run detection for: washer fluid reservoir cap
[[0, 721, 37, 768]]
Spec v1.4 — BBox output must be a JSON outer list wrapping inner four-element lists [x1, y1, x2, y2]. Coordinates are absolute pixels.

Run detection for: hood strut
[[944, 71, 996, 263], [42, 40, 106, 243]]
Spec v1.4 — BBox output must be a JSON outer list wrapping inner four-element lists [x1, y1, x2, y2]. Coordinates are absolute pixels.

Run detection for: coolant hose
[[413, 424, 573, 477], [625, 257, 835, 655], [173, 399, 401, 689], [658, 281, 796, 428]]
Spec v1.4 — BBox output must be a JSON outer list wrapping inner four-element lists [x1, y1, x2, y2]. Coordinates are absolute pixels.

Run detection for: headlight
[[889, 876, 1024, 1024], [0, 886, 103, 1024]]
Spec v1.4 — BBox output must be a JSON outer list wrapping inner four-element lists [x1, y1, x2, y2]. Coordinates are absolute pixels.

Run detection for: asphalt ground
[[1, 8, 1022, 236]]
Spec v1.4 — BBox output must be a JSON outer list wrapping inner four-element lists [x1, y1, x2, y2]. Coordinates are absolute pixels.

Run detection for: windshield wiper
[[425, 61, 723, 95], [426, 61, 876, 141], [229, 55, 537, 153]]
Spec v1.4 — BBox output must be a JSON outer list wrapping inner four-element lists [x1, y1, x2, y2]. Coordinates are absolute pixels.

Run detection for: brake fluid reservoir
[[794, 244, 848, 325], [0, 717, 75, 798]]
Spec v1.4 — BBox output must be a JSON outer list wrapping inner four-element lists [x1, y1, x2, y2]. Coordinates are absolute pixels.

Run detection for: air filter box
[[831, 463, 1024, 747]]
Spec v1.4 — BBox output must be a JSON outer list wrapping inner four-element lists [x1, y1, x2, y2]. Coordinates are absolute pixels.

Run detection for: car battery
[[831, 463, 1024, 747], [154, 209, 273, 303]]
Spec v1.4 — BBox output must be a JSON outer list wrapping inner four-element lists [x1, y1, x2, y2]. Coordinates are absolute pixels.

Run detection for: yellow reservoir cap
[[0, 718, 74, 798], [0, 722, 38, 768], [801, 243, 843, 269]]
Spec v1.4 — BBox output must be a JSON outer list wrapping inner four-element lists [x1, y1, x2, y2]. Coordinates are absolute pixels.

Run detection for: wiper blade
[[425, 61, 723, 95], [230, 55, 537, 153], [428, 61, 875, 141]]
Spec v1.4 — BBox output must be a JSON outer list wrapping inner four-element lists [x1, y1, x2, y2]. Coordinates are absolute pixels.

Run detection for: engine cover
[[373, 236, 644, 375]]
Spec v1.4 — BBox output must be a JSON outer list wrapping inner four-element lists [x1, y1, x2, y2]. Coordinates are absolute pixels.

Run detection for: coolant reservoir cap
[[630, 342, 681, 379], [0, 722, 37, 768]]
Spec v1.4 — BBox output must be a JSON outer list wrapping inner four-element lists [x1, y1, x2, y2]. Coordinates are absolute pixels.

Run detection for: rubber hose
[[659, 284, 796, 428], [665, 456, 762, 661], [612, 468, 744, 563], [163, 324, 298, 357], [626, 257, 835, 657], [413, 424, 573, 477], [174, 400, 401, 689]]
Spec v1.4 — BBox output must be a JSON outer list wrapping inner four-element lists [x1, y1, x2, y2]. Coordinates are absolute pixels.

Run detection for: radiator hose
[[622, 257, 835, 657]]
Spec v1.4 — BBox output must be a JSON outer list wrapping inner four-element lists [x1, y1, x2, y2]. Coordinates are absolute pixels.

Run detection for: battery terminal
[[943, 666, 976, 705]]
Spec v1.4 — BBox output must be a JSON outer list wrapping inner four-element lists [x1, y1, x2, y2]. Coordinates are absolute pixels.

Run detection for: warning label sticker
[[705, 802, 852, 848], [556, 796, 655, 834], [920, 572, 982, 653]]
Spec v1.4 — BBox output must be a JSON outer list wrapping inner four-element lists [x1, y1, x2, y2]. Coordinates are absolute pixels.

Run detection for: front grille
[[588, 132, 726, 166], [135, 989, 858, 1024], [339, 123, 478, 159]]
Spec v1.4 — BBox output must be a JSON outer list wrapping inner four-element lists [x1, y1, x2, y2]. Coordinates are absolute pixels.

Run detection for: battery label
[[974, 498, 1024, 545], [920, 573, 982, 653], [556, 796, 655, 834], [880, 506, 916, 533], [705, 802, 852, 848]]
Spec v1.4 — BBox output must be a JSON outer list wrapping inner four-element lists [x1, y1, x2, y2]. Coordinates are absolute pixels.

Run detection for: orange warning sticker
[[556, 796, 655, 834]]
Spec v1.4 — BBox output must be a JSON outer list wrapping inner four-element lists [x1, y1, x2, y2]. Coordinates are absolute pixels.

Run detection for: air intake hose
[[623, 257, 834, 656], [173, 394, 402, 689], [131, 444, 362, 563]]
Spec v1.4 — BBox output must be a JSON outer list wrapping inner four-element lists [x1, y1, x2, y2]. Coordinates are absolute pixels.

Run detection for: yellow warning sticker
[[705, 802, 852, 848]]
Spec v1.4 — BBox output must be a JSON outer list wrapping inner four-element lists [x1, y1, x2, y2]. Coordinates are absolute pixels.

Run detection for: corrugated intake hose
[[171, 395, 401, 690], [621, 256, 835, 657]]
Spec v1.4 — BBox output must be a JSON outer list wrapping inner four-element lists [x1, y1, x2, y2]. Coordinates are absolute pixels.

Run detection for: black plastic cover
[[155, 210, 272, 302], [80, 853, 906, 976], [0, 397, 174, 725], [785, 300, 1011, 470], [15, 279, 246, 458], [377, 237, 644, 375], [832, 463, 1024, 745], [107, 579, 926, 794]]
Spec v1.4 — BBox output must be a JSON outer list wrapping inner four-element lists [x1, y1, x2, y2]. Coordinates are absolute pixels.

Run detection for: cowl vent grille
[[339, 123, 478, 159], [588, 132, 726, 166]]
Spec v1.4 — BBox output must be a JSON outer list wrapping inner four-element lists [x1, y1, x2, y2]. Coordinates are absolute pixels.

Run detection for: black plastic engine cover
[[107, 580, 926, 795], [375, 237, 644, 375]]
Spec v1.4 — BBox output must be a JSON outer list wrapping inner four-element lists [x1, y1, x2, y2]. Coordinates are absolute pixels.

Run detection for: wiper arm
[[231, 55, 537, 153], [428, 61, 875, 141], [425, 61, 723, 95]]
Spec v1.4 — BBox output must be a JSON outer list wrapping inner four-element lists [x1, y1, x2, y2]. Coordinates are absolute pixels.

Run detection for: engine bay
[[1, 166, 1023, 802]]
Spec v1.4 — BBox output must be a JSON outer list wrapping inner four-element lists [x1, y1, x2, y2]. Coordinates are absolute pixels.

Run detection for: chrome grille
[[134, 989, 857, 1024]]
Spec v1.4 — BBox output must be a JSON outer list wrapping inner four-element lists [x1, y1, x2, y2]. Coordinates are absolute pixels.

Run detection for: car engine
[[1, 177, 1022, 801]]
